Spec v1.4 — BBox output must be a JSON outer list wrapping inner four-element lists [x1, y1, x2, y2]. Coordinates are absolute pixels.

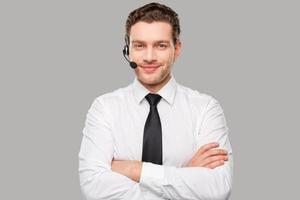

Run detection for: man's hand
[[187, 142, 228, 169], [111, 160, 142, 182]]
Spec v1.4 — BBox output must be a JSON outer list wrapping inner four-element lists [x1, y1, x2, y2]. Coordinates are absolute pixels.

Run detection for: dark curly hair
[[125, 2, 181, 45]]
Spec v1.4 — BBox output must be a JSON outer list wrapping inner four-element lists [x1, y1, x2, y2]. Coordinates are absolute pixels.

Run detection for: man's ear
[[174, 40, 182, 60]]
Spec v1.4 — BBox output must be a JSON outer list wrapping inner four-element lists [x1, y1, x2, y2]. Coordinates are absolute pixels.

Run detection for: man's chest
[[111, 104, 198, 167]]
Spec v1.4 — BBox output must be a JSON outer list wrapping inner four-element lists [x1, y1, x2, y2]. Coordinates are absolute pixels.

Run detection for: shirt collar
[[132, 74, 177, 106]]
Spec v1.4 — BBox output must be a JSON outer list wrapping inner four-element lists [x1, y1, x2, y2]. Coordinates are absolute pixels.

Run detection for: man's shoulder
[[176, 83, 222, 115], [92, 83, 132, 105], [177, 83, 215, 104]]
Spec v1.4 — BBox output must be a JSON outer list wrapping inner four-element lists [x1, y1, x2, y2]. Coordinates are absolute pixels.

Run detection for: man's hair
[[125, 2, 181, 45]]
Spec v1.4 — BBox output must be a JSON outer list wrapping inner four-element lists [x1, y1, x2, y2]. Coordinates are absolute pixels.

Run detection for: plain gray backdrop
[[1, 0, 299, 199]]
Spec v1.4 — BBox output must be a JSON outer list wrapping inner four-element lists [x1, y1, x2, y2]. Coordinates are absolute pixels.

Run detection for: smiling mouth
[[140, 65, 160, 73]]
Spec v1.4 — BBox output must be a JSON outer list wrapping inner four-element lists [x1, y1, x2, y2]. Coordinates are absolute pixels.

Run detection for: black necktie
[[142, 93, 163, 165]]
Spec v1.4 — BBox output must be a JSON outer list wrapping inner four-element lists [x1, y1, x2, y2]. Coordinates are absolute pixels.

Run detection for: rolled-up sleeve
[[139, 97, 233, 200]]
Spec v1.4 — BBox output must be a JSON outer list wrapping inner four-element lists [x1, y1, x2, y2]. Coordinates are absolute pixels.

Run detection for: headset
[[122, 35, 138, 69]]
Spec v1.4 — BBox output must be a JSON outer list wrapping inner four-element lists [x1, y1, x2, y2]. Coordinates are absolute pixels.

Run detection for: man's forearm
[[111, 160, 142, 182], [111, 143, 228, 182]]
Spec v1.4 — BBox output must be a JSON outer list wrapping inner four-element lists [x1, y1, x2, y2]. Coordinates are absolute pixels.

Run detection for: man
[[79, 2, 233, 200]]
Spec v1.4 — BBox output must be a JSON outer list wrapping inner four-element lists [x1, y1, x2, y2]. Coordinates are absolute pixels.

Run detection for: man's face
[[129, 21, 181, 90]]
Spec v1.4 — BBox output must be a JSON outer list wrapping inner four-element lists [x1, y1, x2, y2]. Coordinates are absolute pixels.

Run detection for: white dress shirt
[[79, 74, 233, 200]]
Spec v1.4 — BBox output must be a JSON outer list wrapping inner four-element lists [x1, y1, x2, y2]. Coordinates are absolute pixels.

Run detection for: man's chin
[[141, 80, 158, 86], [138, 76, 160, 86]]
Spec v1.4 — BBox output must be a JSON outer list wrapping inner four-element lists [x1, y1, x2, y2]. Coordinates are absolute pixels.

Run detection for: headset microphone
[[122, 45, 138, 69]]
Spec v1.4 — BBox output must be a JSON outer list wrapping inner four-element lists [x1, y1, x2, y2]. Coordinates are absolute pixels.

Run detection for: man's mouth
[[140, 65, 160, 73]]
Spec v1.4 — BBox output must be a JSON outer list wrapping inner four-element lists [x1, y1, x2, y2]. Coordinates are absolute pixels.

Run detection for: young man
[[79, 3, 233, 200]]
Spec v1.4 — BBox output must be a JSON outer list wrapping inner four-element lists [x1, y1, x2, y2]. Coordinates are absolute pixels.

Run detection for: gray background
[[1, 0, 299, 199]]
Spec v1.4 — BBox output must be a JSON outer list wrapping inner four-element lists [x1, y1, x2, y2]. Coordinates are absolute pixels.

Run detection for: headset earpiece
[[123, 45, 129, 56], [125, 45, 129, 56], [122, 35, 137, 69], [124, 35, 130, 56]]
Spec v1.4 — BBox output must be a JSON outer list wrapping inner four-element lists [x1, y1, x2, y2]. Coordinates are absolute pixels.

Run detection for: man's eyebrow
[[155, 40, 171, 44], [131, 40, 144, 44], [131, 40, 171, 44]]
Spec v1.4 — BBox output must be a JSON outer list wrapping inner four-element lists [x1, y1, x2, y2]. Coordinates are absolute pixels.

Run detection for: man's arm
[[112, 142, 228, 182], [79, 98, 148, 200], [112, 97, 233, 200]]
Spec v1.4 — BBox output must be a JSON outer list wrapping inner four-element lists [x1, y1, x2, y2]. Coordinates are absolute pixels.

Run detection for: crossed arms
[[112, 142, 228, 182], [79, 97, 233, 200]]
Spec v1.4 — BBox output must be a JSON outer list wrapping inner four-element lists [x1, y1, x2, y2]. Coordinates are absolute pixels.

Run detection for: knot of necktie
[[145, 93, 162, 107]]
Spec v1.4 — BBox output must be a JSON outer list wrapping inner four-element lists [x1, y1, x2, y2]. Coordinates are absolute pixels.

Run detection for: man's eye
[[134, 44, 144, 49], [157, 44, 167, 49]]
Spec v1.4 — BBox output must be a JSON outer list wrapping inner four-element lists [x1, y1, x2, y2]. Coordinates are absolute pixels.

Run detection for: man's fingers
[[202, 155, 228, 167], [203, 160, 225, 169], [196, 142, 219, 156], [201, 148, 228, 159], [187, 142, 228, 168]]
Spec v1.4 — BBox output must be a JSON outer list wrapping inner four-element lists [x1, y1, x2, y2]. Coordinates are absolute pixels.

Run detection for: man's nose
[[144, 47, 157, 62]]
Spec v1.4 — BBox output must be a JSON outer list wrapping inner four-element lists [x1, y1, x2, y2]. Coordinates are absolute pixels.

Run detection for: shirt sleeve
[[139, 97, 233, 200], [78, 97, 150, 200]]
